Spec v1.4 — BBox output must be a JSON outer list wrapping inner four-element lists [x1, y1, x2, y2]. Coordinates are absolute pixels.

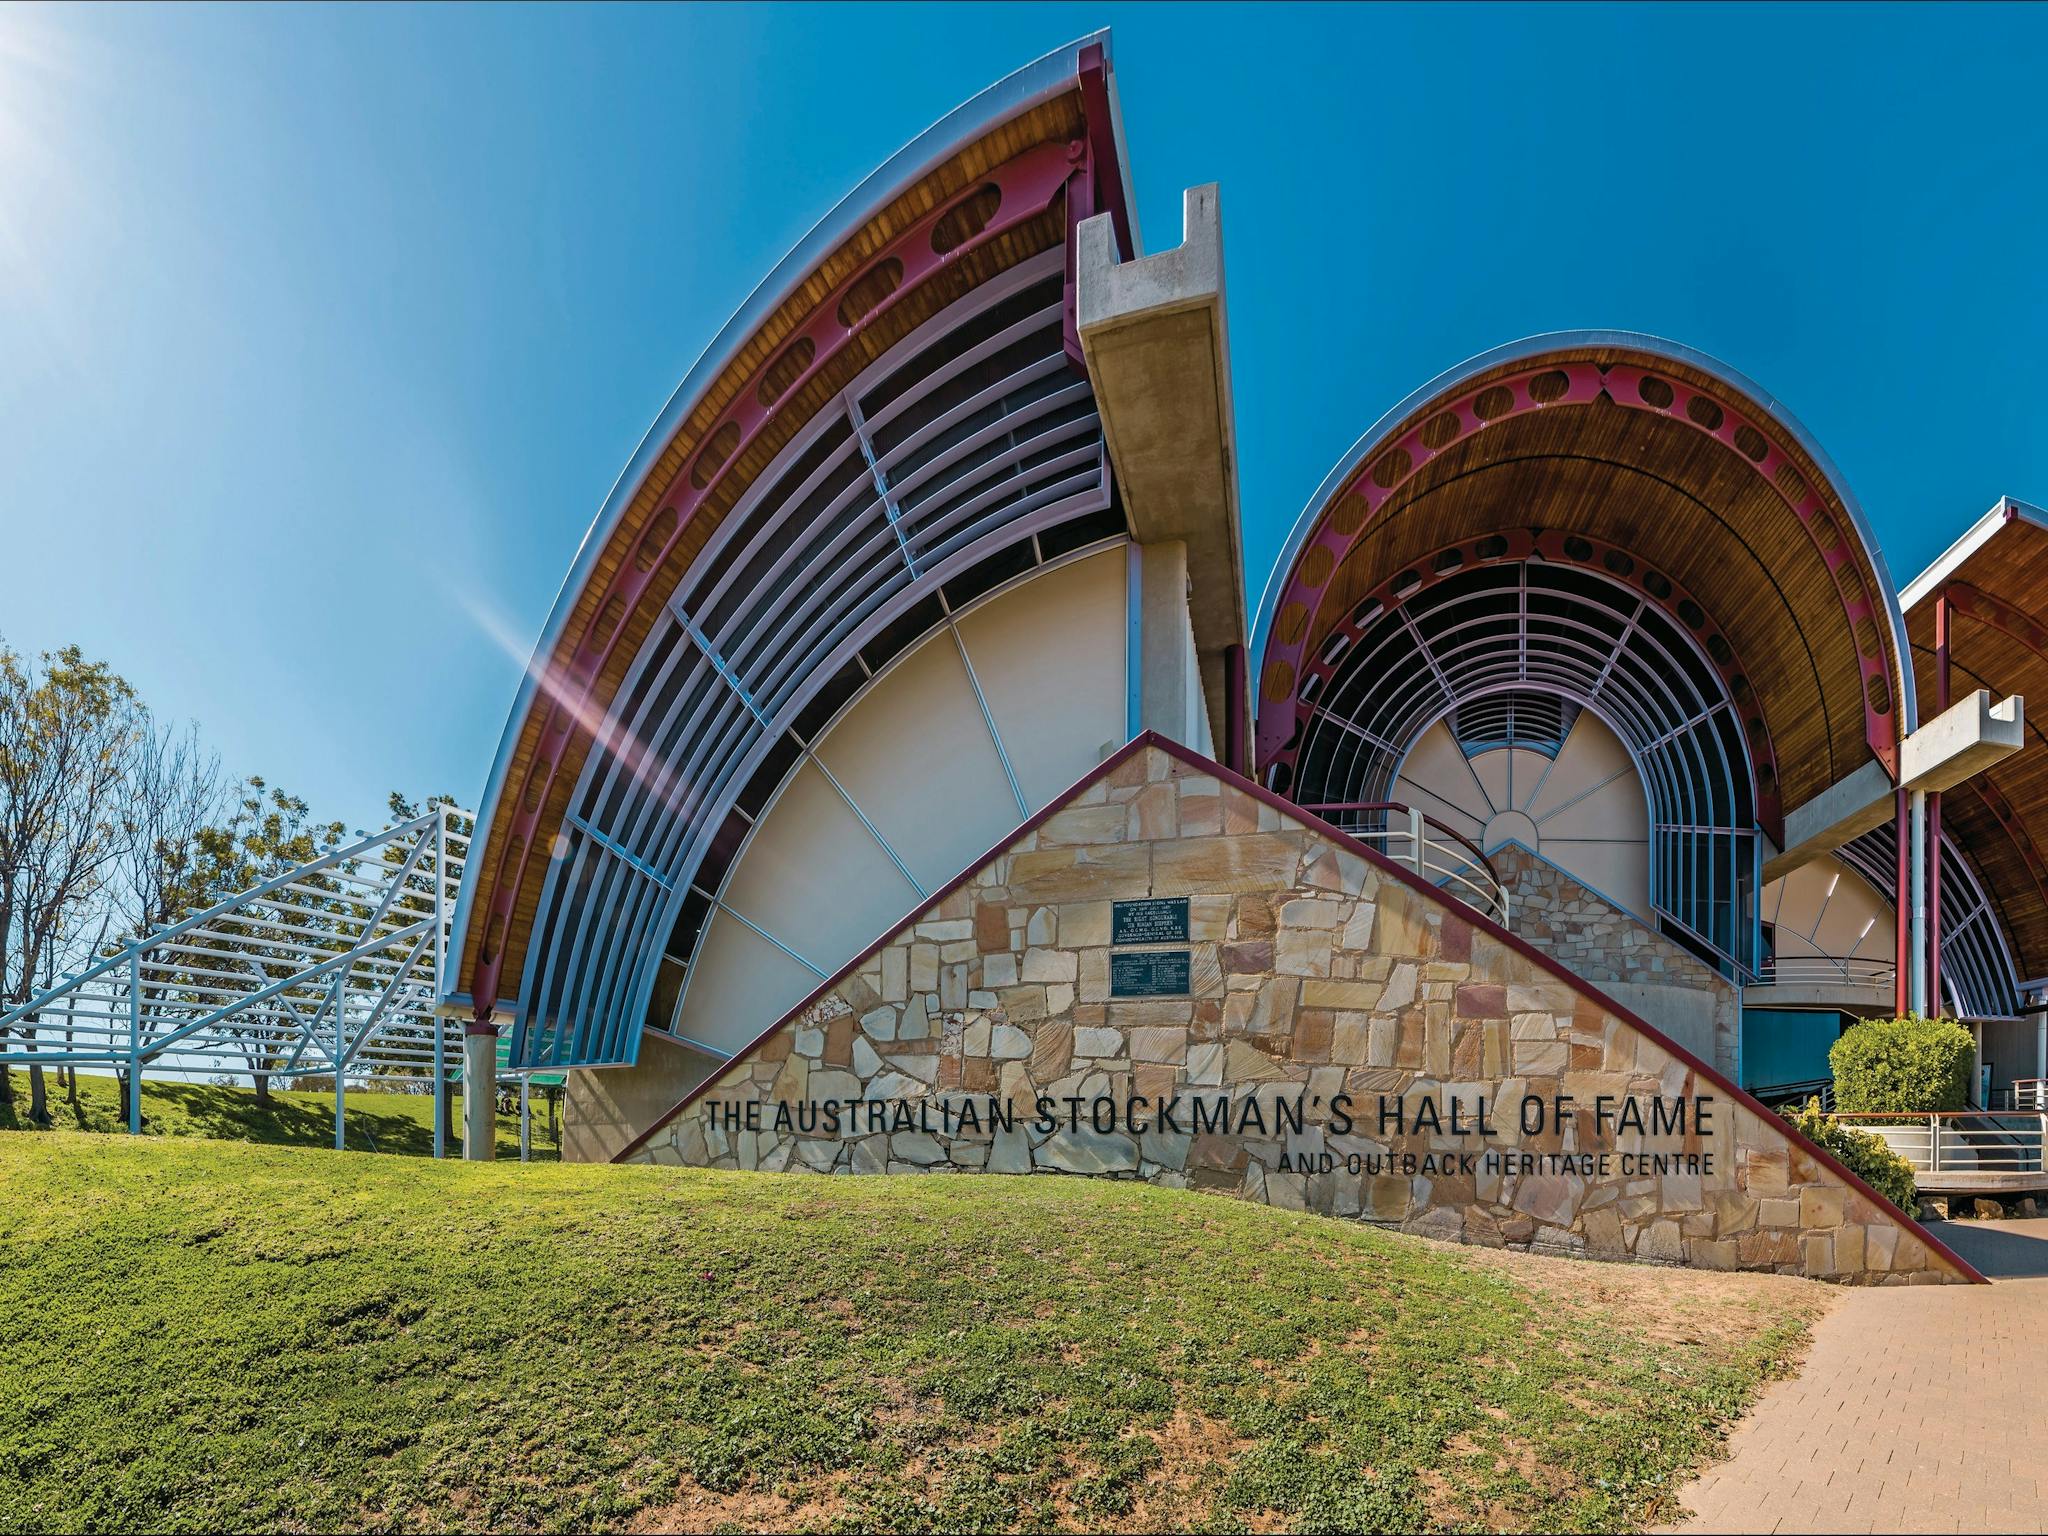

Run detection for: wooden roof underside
[[1908, 516, 2048, 981], [1285, 345, 1901, 815]]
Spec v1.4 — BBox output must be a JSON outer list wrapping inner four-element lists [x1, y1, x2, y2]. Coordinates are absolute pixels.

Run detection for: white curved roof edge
[[1249, 329, 1919, 740], [448, 32, 1126, 989], [1900, 496, 2048, 611]]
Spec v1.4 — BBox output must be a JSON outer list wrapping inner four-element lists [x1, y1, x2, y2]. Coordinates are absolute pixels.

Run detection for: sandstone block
[[1073, 1025, 1120, 1058], [1038, 1129, 1139, 1175], [1129, 1026, 1189, 1064], [1007, 843, 1150, 904], [1800, 1187, 1846, 1229], [988, 1125, 1031, 1175], [1151, 832, 1302, 896]]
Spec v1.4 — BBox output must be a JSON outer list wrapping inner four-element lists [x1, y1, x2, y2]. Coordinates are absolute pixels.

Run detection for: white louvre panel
[[513, 251, 1115, 1068], [1839, 827, 2023, 1020]]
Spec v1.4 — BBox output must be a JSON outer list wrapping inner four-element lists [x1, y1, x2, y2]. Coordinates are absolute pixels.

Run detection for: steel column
[[1930, 589, 1951, 1014], [1911, 789, 1929, 1017], [127, 949, 141, 1135], [332, 974, 346, 1152], [432, 1014, 446, 1160], [1894, 789, 1911, 1017], [519, 1077, 531, 1163]]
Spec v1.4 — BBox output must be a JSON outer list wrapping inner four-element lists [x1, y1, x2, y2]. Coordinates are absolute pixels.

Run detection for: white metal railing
[[1300, 801, 1508, 925], [1833, 1112, 2047, 1178], [2009, 1079, 2047, 1112], [0, 806, 470, 1150], [1750, 955, 1897, 994]]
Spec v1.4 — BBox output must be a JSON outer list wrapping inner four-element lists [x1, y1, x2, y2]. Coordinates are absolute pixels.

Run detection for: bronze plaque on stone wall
[[1112, 897, 1190, 945], [1109, 948, 1191, 997]]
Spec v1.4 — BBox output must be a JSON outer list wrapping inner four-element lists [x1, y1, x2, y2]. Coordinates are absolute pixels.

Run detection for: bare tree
[[119, 714, 230, 942], [0, 644, 144, 1124]]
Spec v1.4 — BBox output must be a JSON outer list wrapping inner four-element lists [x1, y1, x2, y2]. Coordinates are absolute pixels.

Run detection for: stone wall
[[619, 741, 1974, 1285], [1490, 841, 1740, 1079]]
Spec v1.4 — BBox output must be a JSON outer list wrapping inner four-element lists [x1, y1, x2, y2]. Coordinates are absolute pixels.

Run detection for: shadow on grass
[[1, 1070, 557, 1158]]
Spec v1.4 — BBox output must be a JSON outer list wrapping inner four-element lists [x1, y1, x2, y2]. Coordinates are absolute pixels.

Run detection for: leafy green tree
[[185, 779, 347, 1107]]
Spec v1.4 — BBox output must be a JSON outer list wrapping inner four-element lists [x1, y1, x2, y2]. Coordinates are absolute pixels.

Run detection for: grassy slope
[[0, 1139, 1821, 1535], [0, 1069, 558, 1160]]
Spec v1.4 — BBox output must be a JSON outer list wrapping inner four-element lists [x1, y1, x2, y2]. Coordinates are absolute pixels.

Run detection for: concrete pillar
[[463, 1025, 497, 1161], [1137, 539, 1209, 748]]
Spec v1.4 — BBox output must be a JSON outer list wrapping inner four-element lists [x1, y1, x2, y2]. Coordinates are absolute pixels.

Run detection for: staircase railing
[[1298, 800, 1508, 925]]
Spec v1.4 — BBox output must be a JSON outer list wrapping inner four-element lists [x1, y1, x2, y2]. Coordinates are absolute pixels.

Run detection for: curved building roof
[[1254, 333, 1916, 836], [1903, 497, 2048, 987], [450, 35, 1138, 1064]]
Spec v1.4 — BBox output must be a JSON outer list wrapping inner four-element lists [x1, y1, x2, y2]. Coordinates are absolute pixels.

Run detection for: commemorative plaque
[[1109, 948, 1191, 998], [1111, 896, 1190, 945]]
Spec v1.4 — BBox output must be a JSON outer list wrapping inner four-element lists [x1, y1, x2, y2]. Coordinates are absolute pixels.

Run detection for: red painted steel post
[[1929, 589, 1950, 1014], [1895, 787, 1911, 1018]]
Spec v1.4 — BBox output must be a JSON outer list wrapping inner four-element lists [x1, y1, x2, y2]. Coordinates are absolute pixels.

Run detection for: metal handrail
[[1299, 800, 1509, 925], [1751, 955, 1896, 989], [1830, 1110, 2047, 1175], [2010, 1079, 2047, 1112]]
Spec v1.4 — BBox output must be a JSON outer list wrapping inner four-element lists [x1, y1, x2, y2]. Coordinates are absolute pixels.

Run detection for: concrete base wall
[[563, 1031, 723, 1163], [1491, 841, 1739, 1081], [620, 740, 1973, 1285]]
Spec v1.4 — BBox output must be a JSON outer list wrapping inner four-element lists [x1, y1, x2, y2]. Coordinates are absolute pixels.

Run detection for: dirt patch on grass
[[1122, 1407, 1254, 1531], [1441, 1236, 1837, 1350], [626, 1482, 828, 1535]]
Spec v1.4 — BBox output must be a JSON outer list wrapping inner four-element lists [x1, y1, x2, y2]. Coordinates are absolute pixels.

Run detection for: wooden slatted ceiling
[[1296, 345, 1897, 813], [1906, 517, 2048, 981], [460, 92, 1088, 999]]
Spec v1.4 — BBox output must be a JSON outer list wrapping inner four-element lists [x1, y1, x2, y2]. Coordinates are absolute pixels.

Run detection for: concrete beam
[[1077, 184, 1246, 746], [1766, 761, 1897, 884], [1763, 689, 2024, 882], [1901, 689, 2024, 793]]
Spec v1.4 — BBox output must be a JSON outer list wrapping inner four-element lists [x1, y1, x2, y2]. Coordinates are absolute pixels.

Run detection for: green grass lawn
[[0, 1068, 560, 1160], [0, 1137, 1823, 1534]]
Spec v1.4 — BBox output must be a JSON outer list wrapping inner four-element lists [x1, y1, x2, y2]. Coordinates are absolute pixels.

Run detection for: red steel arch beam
[[1258, 360, 1903, 783], [467, 143, 1077, 1024]]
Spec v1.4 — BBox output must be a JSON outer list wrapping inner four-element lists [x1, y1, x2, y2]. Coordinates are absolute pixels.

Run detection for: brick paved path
[[1663, 1220, 2048, 1534]]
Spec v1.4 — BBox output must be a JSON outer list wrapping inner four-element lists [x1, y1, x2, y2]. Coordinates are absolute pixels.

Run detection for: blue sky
[[3, 3, 2044, 830]]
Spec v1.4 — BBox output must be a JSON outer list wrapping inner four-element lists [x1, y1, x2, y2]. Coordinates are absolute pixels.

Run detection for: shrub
[[1829, 1015, 1974, 1115], [1783, 1098, 1918, 1214]]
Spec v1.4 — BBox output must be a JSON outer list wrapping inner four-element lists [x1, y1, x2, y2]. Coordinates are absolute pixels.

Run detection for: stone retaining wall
[[1490, 841, 1740, 1079], [619, 740, 1975, 1285]]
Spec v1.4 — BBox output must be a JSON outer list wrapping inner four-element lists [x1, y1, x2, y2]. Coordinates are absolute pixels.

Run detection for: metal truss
[[0, 806, 470, 1146]]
